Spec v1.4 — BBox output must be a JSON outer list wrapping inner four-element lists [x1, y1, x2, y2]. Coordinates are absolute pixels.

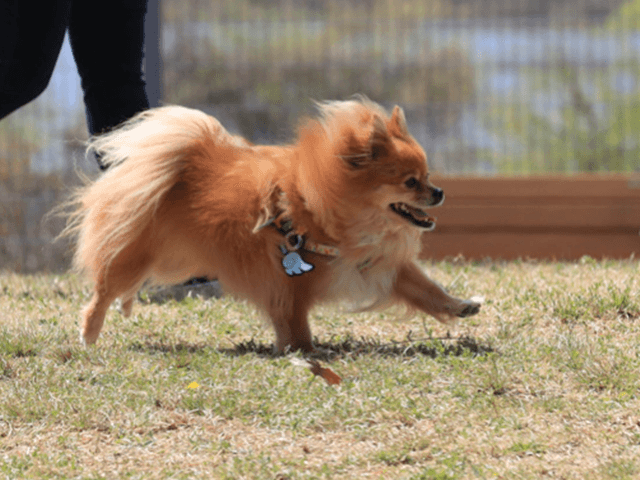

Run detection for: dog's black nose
[[431, 188, 444, 205]]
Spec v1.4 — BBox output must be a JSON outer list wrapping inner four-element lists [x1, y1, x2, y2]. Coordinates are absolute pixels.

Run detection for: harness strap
[[259, 211, 374, 274]]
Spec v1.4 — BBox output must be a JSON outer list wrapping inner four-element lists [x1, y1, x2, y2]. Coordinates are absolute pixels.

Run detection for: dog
[[63, 97, 481, 352]]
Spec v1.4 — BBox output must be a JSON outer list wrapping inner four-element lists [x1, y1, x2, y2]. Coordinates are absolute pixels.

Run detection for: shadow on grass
[[129, 335, 495, 362], [128, 341, 211, 355], [224, 335, 495, 361]]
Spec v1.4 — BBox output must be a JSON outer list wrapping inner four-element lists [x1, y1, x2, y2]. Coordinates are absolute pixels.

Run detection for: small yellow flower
[[187, 381, 200, 389]]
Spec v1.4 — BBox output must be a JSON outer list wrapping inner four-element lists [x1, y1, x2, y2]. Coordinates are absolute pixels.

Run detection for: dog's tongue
[[408, 206, 427, 217], [406, 205, 434, 221]]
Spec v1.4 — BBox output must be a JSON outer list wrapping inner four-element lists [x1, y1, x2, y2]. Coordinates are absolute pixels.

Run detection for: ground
[[1, 258, 639, 479]]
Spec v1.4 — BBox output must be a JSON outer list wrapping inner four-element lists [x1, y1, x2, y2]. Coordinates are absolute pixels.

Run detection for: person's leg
[[0, 0, 19, 87], [68, 0, 149, 139], [0, 0, 72, 119]]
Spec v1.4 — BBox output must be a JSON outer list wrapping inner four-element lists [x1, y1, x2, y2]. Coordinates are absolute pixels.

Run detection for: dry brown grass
[[1, 258, 640, 479]]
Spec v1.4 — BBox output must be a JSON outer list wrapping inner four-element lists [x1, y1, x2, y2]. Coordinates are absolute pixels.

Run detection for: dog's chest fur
[[325, 227, 422, 307]]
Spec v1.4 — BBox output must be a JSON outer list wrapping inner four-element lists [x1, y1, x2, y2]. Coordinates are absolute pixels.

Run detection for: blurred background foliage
[[161, 0, 640, 174]]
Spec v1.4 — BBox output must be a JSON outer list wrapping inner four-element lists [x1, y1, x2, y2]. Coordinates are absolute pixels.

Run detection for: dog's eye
[[404, 177, 419, 189]]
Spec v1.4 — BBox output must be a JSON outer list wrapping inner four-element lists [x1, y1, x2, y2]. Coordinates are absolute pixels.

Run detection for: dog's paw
[[456, 297, 483, 318], [80, 331, 92, 346], [80, 327, 100, 346]]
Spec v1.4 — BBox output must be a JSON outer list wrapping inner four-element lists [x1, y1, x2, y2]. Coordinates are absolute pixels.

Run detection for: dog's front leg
[[267, 294, 314, 354], [393, 263, 481, 323]]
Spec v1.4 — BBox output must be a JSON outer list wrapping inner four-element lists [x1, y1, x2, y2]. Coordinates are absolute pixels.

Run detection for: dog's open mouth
[[389, 203, 436, 229]]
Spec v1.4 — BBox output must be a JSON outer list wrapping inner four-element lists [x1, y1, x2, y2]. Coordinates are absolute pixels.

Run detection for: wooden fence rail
[[421, 175, 640, 260]]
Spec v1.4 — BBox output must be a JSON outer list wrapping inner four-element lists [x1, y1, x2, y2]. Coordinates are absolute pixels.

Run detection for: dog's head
[[317, 98, 443, 232]]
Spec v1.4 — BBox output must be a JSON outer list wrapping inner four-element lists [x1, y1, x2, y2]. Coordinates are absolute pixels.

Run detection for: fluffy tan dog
[[64, 97, 481, 351]]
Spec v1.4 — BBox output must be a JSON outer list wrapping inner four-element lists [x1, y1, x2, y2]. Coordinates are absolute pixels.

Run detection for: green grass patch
[[1, 259, 639, 478]]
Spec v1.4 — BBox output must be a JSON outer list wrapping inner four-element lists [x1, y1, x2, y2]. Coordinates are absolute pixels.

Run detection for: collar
[[254, 192, 378, 274], [256, 212, 341, 258], [256, 213, 379, 275]]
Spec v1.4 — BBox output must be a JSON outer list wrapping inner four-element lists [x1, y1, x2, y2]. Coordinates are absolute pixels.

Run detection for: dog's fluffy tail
[[61, 106, 228, 279]]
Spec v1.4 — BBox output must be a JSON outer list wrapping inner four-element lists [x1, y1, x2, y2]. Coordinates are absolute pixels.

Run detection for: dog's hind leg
[[81, 287, 117, 345], [81, 247, 153, 344]]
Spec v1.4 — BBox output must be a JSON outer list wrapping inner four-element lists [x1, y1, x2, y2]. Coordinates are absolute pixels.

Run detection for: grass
[[1, 258, 640, 479]]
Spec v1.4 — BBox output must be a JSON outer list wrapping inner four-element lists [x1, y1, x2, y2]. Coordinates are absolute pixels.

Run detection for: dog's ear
[[390, 105, 408, 137], [342, 115, 391, 168], [370, 114, 390, 161], [342, 114, 390, 168]]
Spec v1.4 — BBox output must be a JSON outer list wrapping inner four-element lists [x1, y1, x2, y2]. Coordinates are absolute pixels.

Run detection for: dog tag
[[282, 251, 314, 276], [279, 242, 314, 276]]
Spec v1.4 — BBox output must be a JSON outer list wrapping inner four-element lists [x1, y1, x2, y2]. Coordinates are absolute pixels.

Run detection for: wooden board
[[422, 233, 639, 261], [419, 174, 640, 260]]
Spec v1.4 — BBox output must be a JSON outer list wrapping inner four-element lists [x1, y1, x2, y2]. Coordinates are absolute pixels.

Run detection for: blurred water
[[24, 34, 84, 173], [41, 33, 83, 125]]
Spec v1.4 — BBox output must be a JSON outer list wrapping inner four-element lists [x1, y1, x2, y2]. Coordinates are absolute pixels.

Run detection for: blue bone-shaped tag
[[282, 251, 314, 276], [279, 242, 314, 276]]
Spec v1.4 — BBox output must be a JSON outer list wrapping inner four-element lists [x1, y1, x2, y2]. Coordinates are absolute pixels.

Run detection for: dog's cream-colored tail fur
[[62, 106, 228, 281]]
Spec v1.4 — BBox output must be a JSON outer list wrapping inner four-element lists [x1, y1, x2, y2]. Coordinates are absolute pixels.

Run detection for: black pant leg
[[0, 0, 72, 120], [68, 0, 149, 136]]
